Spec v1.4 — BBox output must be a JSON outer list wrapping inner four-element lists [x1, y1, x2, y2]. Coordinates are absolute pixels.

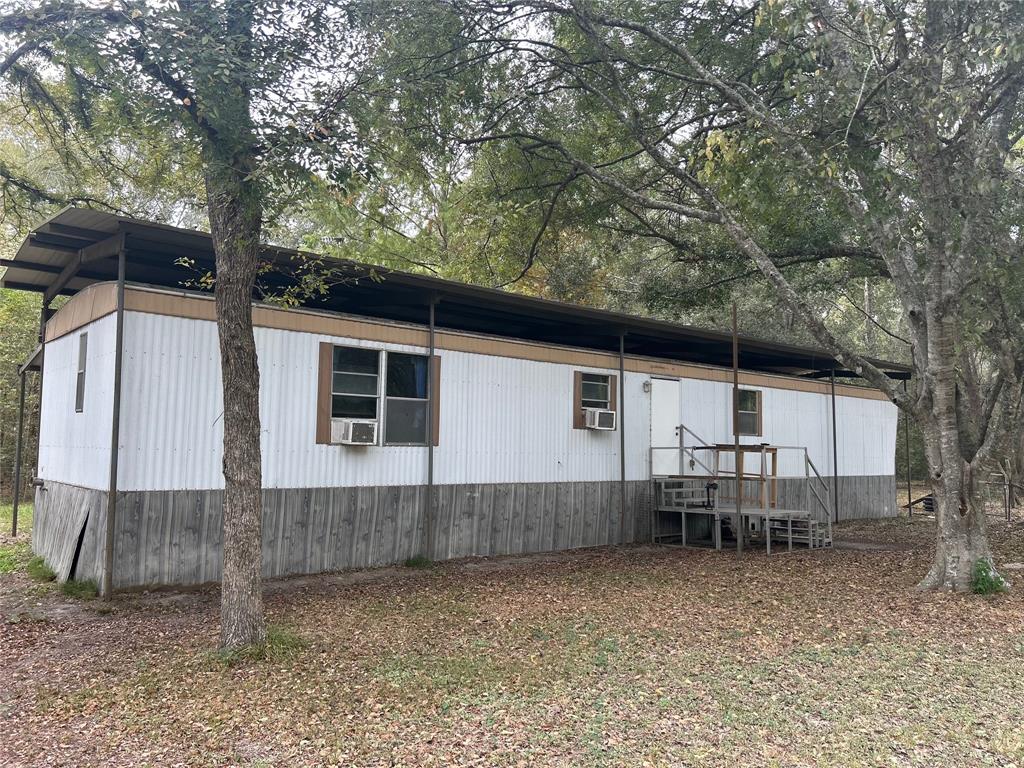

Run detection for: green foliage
[[60, 579, 98, 600], [0, 289, 42, 503], [403, 555, 433, 569], [971, 561, 1008, 596], [213, 624, 307, 668], [26, 555, 55, 582]]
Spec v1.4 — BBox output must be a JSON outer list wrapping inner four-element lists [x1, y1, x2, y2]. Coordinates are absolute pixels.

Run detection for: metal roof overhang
[[1, 207, 911, 381]]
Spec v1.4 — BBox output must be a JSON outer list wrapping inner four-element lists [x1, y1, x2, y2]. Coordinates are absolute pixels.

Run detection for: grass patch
[[0, 502, 33, 537], [0, 543, 28, 573], [972, 559, 1008, 595], [60, 579, 98, 599], [214, 623, 308, 667], [403, 555, 433, 568], [26, 555, 56, 582]]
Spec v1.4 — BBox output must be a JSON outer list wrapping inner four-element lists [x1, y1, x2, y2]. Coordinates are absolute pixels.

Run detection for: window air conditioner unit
[[331, 419, 378, 445], [584, 408, 616, 430]]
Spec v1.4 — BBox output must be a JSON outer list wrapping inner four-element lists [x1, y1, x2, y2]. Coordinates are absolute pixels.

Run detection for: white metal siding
[[671, 377, 896, 478], [118, 312, 652, 490], [114, 311, 895, 491], [37, 313, 116, 490]]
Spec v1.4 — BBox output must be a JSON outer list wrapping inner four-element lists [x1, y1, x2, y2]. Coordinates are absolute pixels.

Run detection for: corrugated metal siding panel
[[676, 376, 896, 478], [37, 313, 116, 489], [116, 311, 895, 491], [119, 312, 651, 490], [433, 355, 650, 484], [120, 312, 224, 490]]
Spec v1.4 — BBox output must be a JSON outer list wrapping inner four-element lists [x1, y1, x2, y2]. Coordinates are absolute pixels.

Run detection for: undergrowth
[[213, 624, 307, 668], [27, 555, 56, 582], [971, 559, 1008, 595], [60, 579, 98, 599]]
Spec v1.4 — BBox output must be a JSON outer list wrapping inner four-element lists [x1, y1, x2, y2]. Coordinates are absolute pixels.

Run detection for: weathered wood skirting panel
[[32, 481, 106, 582], [832, 475, 898, 520], [431, 481, 649, 561], [107, 480, 651, 589], [35, 476, 886, 589]]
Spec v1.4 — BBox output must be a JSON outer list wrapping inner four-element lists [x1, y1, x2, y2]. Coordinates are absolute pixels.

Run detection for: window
[[736, 388, 762, 436], [331, 346, 380, 419], [572, 370, 617, 429], [75, 333, 87, 413], [318, 344, 438, 446], [384, 352, 430, 444], [580, 373, 611, 409]]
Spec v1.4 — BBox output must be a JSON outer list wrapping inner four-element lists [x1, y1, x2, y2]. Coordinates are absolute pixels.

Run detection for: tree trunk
[[206, 153, 266, 650], [919, 470, 994, 590]]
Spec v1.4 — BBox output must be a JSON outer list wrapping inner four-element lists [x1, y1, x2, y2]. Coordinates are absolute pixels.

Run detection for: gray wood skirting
[[32, 475, 890, 589], [32, 481, 106, 583], [33, 480, 649, 589]]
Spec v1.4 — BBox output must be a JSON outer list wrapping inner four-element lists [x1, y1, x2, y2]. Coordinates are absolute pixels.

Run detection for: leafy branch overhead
[[0, 0, 387, 220]]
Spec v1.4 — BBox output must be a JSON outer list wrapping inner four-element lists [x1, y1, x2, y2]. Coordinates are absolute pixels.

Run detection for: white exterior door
[[650, 377, 682, 476]]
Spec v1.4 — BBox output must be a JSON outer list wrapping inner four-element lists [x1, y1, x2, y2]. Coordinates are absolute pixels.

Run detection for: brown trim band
[[46, 283, 894, 402]]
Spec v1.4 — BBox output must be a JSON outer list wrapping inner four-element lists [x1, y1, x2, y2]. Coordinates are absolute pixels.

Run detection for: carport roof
[[1, 207, 910, 381]]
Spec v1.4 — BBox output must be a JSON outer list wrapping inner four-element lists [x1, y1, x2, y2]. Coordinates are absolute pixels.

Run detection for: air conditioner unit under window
[[331, 419, 378, 445], [584, 408, 616, 430]]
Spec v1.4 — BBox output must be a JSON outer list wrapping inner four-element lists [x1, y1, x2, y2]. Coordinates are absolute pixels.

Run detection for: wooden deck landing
[[654, 505, 830, 553]]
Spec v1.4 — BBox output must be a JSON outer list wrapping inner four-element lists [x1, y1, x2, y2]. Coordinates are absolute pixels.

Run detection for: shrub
[[971, 559, 1008, 595], [26, 555, 56, 582], [403, 555, 432, 569]]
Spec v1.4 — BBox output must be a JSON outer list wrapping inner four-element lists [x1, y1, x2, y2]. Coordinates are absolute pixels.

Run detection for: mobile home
[[2, 209, 908, 590]]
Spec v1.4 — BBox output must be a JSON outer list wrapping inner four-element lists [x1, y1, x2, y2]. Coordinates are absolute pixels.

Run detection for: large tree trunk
[[919, 469, 994, 590], [913, 308, 1001, 591], [206, 153, 266, 650]]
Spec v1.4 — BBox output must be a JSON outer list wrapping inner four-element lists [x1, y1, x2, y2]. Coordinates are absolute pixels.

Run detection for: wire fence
[[899, 476, 1023, 523]]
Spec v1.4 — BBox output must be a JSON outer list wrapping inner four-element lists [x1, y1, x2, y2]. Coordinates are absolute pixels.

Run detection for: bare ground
[[2, 508, 1024, 768]]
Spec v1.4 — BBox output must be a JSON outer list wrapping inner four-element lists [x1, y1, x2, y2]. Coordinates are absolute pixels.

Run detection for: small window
[[75, 333, 87, 413], [331, 346, 380, 419], [384, 352, 430, 444], [580, 373, 611, 410], [573, 370, 617, 429], [736, 388, 761, 436]]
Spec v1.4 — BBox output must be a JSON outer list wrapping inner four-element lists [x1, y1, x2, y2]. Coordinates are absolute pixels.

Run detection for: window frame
[[580, 372, 612, 410], [572, 370, 618, 430], [735, 388, 763, 437], [74, 332, 87, 413], [318, 343, 439, 447], [382, 351, 431, 446], [329, 345, 382, 421]]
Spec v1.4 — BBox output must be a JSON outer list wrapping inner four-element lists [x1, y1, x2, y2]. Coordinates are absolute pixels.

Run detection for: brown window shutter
[[316, 342, 333, 444], [430, 355, 441, 446], [608, 374, 618, 413], [756, 390, 763, 436], [572, 370, 585, 429]]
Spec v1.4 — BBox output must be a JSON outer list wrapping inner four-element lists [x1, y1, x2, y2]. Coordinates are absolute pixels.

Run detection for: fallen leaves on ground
[[2, 515, 1024, 767]]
